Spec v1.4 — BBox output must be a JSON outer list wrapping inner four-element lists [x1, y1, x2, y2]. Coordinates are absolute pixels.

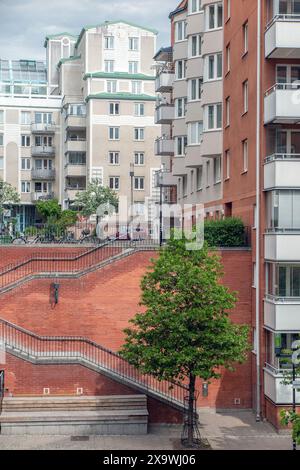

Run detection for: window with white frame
[[189, 78, 202, 101], [134, 103, 144, 116], [134, 128, 144, 141], [213, 156, 221, 183], [35, 112, 52, 124], [242, 139, 248, 172], [107, 81, 117, 93], [134, 152, 145, 165], [134, 176, 144, 190], [20, 111, 30, 125], [176, 136, 188, 156], [188, 121, 203, 145], [21, 181, 30, 193], [34, 135, 52, 147], [243, 21, 249, 54], [206, 160, 210, 186], [207, 53, 222, 80], [109, 102, 120, 115], [21, 135, 31, 147], [175, 21, 187, 42], [175, 60, 186, 80], [21, 158, 31, 170], [0, 157, 3, 170], [109, 127, 120, 140], [243, 80, 249, 114], [0, 134, 3, 146], [206, 104, 222, 130], [226, 44, 230, 73], [175, 98, 187, 118], [129, 61, 139, 74], [109, 176, 120, 190], [207, 2, 223, 30], [225, 97, 230, 126], [225, 149, 230, 179], [109, 152, 120, 165], [189, 0, 201, 14], [0, 110, 4, 124], [190, 35, 202, 57], [104, 60, 114, 73], [129, 37, 139, 51], [104, 36, 114, 49], [132, 81, 142, 95], [196, 166, 203, 190]]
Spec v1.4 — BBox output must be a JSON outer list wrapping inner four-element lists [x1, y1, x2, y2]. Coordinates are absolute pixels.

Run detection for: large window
[[206, 104, 222, 130], [129, 37, 139, 51], [104, 36, 114, 50], [109, 152, 120, 165], [176, 136, 188, 156], [21, 135, 31, 147], [20, 111, 30, 124], [206, 53, 222, 80], [175, 98, 187, 118], [207, 3, 223, 30], [107, 81, 117, 93], [189, 0, 201, 14], [134, 128, 144, 141], [109, 102, 120, 115], [35, 112, 52, 124], [129, 61, 139, 74], [188, 121, 203, 145], [134, 177, 145, 190], [68, 152, 86, 165], [265, 330, 300, 371], [213, 156, 221, 183], [175, 21, 187, 42], [109, 177, 120, 190], [109, 127, 120, 140], [266, 263, 300, 298], [132, 81, 142, 95], [266, 190, 300, 230], [189, 35, 202, 57], [134, 103, 144, 116], [104, 60, 114, 73], [175, 60, 186, 80], [189, 78, 202, 101]]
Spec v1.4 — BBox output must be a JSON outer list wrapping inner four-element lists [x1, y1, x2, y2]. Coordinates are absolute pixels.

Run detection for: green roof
[[44, 33, 78, 47], [75, 20, 158, 49], [86, 92, 156, 102], [84, 71, 155, 81], [57, 55, 81, 68]]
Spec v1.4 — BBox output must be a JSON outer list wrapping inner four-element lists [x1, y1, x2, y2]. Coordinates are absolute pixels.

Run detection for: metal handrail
[[265, 153, 300, 163], [265, 82, 300, 96], [265, 227, 300, 233], [266, 14, 300, 30], [0, 318, 188, 408], [265, 294, 300, 303]]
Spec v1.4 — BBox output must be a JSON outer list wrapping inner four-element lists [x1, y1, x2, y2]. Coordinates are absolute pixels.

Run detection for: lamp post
[[129, 163, 134, 241]]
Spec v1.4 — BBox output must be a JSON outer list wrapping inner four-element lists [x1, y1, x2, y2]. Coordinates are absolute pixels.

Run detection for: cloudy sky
[[0, 0, 177, 61]]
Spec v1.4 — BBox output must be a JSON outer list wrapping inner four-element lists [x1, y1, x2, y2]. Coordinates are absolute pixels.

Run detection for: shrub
[[204, 217, 246, 248]]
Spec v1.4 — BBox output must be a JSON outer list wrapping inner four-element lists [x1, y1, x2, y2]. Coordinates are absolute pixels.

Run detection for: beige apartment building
[[0, 21, 160, 231], [154, 0, 224, 219]]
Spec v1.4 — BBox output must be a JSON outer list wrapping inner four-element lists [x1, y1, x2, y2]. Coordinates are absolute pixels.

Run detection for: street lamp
[[155, 169, 164, 247]]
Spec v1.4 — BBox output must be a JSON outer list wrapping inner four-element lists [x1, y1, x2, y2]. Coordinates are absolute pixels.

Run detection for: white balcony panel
[[264, 157, 300, 189], [155, 138, 174, 156], [31, 123, 56, 134], [160, 171, 178, 187], [265, 233, 300, 261], [31, 146, 55, 157], [172, 157, 187, 177], [66, 115, 86, 129], [65, 140, 87, 153], [155, 105, 174, 124], [264, 368, 300, 405], [66, 189, 85, 200], [264, 297, 300, 331], [265, 19, 300, 59], [201, 131, 222, 158], [264, 86, 300, 124], [155, 72, 174, 93], [65, 165, 87, 177]]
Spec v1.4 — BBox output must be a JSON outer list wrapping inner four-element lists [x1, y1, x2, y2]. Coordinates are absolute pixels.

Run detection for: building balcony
[[161, 171, 178, 187], [172, 157, 187, 177], [155, 104, 174, 124], [264, 154, 300, 190], [155, 70, 175, 93], [264, 84, 300, 124], [185, 145, 202, 168], [31, 122, 56, 134], [264, 295, 300, 331], [65, 164, 87, 178], [65, 187, 85, 201], [65, 139, 87, 153], [65, 114, 86, 130], [31, 146, 55, 157], [201, 131, 222, 158], [31, 192, 54, 202], [154, 137, 174, 156], [265, 15, 300, 59], [31, 169, 56, 180], [264, 365, 300, 405], [265, 231, 300, 261]]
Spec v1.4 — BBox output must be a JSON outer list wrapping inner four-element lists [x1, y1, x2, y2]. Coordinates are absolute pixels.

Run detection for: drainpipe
[[255, 0, 262, 422]]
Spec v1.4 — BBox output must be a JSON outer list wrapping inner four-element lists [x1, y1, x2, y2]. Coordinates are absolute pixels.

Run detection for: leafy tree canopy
[[72, 179, 119, 217], [0, 181, 20, 215]]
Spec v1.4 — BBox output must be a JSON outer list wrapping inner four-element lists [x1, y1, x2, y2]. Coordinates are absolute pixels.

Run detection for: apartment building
[[154, 0, 224, 220], [0, 21, 160, 231]]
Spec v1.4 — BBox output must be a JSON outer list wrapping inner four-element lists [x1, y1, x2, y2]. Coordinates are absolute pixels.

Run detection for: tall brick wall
[[0, 246, 88, 269]]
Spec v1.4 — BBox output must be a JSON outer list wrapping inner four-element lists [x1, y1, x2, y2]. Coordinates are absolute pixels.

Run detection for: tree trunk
[[187, 373, 196, 447]]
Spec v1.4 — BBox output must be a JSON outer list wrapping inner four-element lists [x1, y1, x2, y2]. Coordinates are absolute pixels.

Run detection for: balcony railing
[[265, 153, 300, 163], [267, 14, 300, 30], [31, 169, 56, 180], [31, 146, 55, 157], [31, 192, 54, 202], [31, 122, 56, 134], [154, 137, 174, 156], [264, 83, 300, 124]]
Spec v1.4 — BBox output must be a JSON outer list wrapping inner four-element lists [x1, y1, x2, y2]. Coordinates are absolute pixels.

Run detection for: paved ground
[[0, 411, 293, 450]]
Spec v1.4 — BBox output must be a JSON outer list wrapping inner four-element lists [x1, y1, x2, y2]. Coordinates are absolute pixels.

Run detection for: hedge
[[204, 217, 246, 248]]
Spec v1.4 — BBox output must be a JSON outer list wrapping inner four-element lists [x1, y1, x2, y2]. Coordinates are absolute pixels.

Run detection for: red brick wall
[[265, 399, 300, 430], [0, 246, 88, 269]]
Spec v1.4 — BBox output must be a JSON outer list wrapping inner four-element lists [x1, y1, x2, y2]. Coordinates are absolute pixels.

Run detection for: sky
[[0, 0, 177, 61]]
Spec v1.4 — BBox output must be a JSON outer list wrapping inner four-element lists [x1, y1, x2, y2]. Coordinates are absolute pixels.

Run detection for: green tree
[[281, 410, 300, 447], [36, 199, 77, 236], [72, 179, 118, 217], [0, 181, 20, 216], [120, 235, 250, 447], [36, 199, 62, 220]]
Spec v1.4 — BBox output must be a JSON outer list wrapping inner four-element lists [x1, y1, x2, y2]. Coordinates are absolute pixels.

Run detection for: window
[[188, 122, 203, 145], [107, 81, 117, 93], [132, 81, 142, 94], [0, 134, 3, 146], [68, 104, 86, 116], [206, 160, 210, 187], [109, 102, 120, 115], [226, 0, 231, 19], [109, 152, 119, 165], [175, 21, 187, 42], [243, 80, 249, 114], [226, 44, 230, 73], [175, 98, 187, 118], [0, 157, 3, 170], [134, 152, 145, 165], [182, 175, 188, 196], [243, 22, 249, 54], [104, 36, 114, 49], [213, 156, 221, 183], [225, 97, 230, 126], [109, 127, 120, 140], [104, 60, 114, 73], [176, 136, 188, 156], [21, 181, 30, 193], [129, 37, 139, 51], [21, 158, 31, 170], [207, 53, 222, 80], [190, 0, 201, 13], [134, 128, 144, 141], [134, 103, 144, 116], [225, 149, 230, 179], [189, 78, 202, 101], [20, 111, 31, 126], [196, 166, 203, 190], [266, 190, 300, 230], [207, 3, 223, 30], [175, 60, 186, 80], [206, 104, 222, 130], [190, 35, 202, 57], [0, 110, 3, 124], [242, 139, 248, 172], [129, 61, 138, 74], [68, 152, 86, 165], [134, 177, 144, 190], [35, 135, 52, 147], [35, 112, 52, 124], [21, 135, 31, 147], [109, 176, 120, 190]]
